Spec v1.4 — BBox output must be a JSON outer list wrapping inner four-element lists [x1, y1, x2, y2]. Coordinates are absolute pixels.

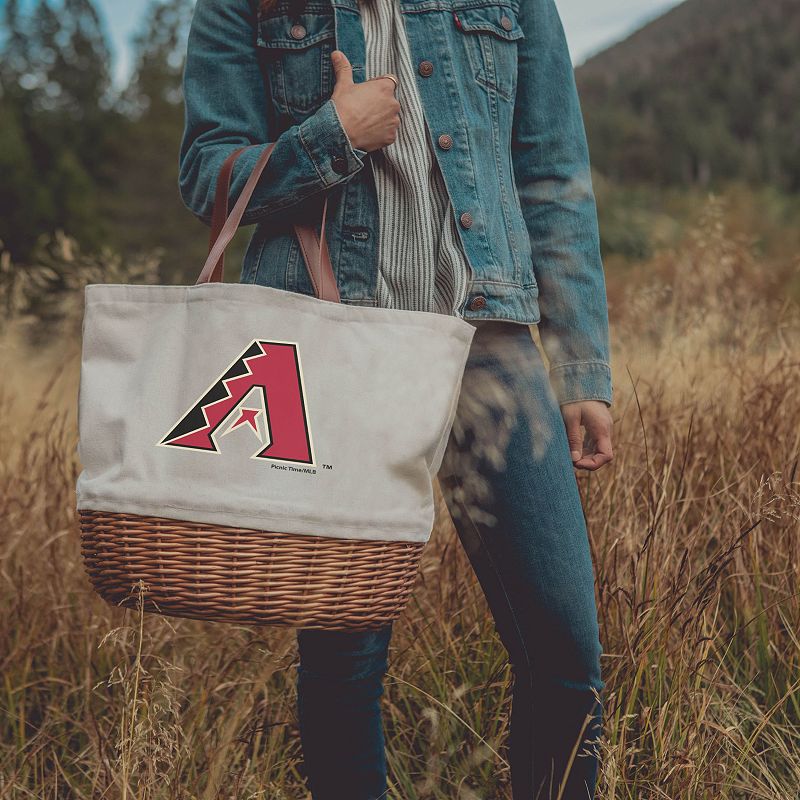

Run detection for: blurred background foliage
[[0, 0, 799, 294], [0, 0, 213, 285]]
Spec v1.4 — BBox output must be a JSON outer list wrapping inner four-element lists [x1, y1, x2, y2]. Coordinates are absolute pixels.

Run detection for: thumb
[[331, 50, 354, 86], [563, 408, 584, 463]]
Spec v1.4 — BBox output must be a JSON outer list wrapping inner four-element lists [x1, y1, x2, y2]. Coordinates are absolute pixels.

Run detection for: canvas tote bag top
[[75, 142, 476, 545]]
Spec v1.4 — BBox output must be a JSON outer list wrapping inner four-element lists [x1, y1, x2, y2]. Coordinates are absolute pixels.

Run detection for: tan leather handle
[[207, 145, 249, 283], [199, 143, 340, 303]]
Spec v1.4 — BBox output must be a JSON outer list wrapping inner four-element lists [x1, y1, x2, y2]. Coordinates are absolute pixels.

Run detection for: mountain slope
[[574, 0, 800, 189]]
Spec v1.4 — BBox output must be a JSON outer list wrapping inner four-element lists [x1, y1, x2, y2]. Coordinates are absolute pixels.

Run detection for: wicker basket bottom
[[78, 510, 425, 630]]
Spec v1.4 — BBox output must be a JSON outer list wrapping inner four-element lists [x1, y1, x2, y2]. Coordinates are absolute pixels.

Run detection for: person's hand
[[560, 400, 614, 471], [330, 50, 400, 152]]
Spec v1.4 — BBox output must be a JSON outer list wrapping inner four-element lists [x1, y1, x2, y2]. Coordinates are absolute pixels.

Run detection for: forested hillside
[[576, 0, 800, 189], [0, 0, 198, 269], [1, 0, 798, 269]]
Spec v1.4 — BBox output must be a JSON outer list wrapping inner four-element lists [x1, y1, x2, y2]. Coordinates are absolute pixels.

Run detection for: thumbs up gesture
[[330, 50, 400, 153]]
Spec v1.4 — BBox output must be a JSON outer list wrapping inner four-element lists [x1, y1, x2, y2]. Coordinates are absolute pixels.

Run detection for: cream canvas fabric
[[75, 280, 475, 543]]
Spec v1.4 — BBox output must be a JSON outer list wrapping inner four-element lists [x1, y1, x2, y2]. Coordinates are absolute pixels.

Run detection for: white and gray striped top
[[358, 0, 471, 316]]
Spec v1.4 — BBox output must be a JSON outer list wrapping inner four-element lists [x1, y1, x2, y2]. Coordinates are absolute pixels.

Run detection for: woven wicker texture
[[79, 511, 424, 630]]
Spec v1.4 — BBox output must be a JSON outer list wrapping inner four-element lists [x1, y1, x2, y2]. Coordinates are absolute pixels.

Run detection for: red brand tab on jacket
[[453, 12, 463, 30]]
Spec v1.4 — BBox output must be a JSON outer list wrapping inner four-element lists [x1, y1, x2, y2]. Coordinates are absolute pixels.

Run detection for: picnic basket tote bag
[[75, 142, 476, 630]]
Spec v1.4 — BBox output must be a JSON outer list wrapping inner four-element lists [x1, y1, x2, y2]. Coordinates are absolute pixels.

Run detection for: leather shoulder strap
[[199, 144, 340, 303]]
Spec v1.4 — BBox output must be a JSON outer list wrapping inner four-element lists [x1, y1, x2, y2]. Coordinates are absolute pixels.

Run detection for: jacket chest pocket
[[257, 12, 336, 120], [453, 3, 524, 102]]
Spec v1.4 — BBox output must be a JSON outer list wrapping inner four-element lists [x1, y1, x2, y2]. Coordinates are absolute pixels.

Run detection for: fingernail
[[571, 451, 581, 461]]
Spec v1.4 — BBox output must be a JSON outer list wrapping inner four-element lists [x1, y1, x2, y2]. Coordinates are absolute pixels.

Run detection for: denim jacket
[[179, 0, 613, 407]]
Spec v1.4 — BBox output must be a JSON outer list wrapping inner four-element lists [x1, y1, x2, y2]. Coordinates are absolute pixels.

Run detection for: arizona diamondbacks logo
[[157, 339, 314, 465]]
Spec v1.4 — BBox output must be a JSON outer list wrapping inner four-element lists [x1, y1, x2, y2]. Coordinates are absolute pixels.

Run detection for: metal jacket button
[[290, 24, 307, 39], [418, 60, 434, 77], [331, 155, 348, 174], [500, 15, 513, 31], [459, 211, 473, 229], [438, 133, 453, 150], [469, 295, 487, 310]]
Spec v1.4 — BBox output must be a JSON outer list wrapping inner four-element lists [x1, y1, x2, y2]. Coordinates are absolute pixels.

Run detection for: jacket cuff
[[298, 98, 366, 186], [549, 361, 613, 407]]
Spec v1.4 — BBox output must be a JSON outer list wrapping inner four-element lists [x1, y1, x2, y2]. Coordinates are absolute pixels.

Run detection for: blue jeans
[[296, 321, 605, 799]]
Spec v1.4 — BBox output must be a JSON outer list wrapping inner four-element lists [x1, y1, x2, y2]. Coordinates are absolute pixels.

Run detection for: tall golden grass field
[[1, 195, 799, 799]]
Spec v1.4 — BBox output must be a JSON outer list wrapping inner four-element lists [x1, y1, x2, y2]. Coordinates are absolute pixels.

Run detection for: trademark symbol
[[322, 463, 334, 470]]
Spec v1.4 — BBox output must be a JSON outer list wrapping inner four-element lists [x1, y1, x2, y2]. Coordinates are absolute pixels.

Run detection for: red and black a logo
[[157, 339, 314, 465]]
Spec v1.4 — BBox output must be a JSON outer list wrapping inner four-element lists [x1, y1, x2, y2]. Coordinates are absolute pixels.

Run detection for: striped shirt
[[359, 0, 471, 316]]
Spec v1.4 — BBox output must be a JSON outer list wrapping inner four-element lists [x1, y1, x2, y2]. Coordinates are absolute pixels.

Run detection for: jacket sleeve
[[178, 0, 366, 226], [510, 0, 613, 407]]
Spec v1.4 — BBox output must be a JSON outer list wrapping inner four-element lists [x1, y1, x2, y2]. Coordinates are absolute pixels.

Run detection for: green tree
[[0, 0, 123, 258], [104, 0, 220, 283]]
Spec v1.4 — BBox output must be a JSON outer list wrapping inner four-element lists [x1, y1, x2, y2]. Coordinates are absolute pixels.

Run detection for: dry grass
[[1, 194, 799, 799]]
